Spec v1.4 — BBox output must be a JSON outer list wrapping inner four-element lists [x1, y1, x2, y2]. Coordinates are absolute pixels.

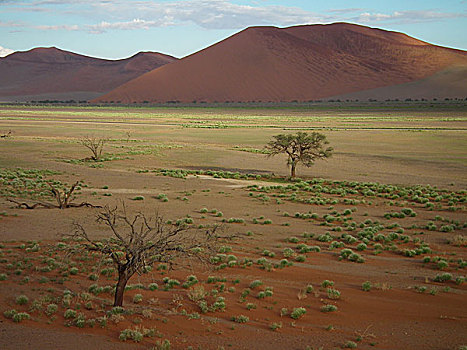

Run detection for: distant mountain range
[[2, 23, 466, 103], [0, 48, 177, 102]]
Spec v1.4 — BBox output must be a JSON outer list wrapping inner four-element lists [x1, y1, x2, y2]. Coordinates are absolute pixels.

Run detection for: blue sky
[[0, 0, 466, 59]]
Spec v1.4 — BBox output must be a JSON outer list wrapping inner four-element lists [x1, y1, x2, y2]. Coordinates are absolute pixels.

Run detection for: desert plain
[[0, 101, 465, 350]]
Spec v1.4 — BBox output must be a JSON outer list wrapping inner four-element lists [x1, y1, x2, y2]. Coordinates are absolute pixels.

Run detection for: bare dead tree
[[79, 136, 107, 161], [125, 131, 132, 143], [0, 130, 12, 138], [49, 181, 78, 209], [69, 205, 221, 307], [7, 181, 101, 209]]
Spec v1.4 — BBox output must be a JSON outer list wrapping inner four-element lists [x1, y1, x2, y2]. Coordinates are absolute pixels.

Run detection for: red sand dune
[[0, 47, 177, 102], [94, 22, 467, 103]]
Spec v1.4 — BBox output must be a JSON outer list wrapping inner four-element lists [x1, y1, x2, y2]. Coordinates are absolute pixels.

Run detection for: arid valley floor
[[0, 102, 465, 350]]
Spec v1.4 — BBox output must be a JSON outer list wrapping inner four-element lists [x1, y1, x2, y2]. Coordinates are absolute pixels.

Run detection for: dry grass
[[450, 235, 467, 247]]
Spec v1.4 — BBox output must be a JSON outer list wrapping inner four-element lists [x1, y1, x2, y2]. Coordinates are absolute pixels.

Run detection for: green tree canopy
[[265, 132, 333, 178]]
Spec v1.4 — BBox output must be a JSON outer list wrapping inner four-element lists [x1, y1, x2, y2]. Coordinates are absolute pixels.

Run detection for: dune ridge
[[94, 23, 467, 103], [0, 47, 177, 102]]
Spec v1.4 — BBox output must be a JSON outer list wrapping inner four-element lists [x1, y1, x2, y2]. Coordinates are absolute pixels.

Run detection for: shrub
[[227, 217, 245, 224], [290, 307, 306, 319], [270, 322, 282, 331], [111, 306, 125, 314], [246, 303, 257, 310], [13, 312, 30, 323], [133, 294, 143, 303], [3, 309, 17, 319], [344, 340, 358, 348], [434, 273, 452, 282], [249, 280, 263, 289], [262, 249, 275, 258], [321, 280, 334, 288], [64, 309, 77, 319], [401, 208, 416, 217], [278, 258, 292, 268], [240, 288, 251, 299], [15, 295, 29, 305], [288, 236, 299, 243], [218, 246, 232, 253], [154, 339, 171, 350], [321, 304, 337, 312], [163, 278, 180, 289], [356, 243, 367, 251], [350, 253, 365, 263], [119, 328, 143, 342], [46, 303, 58, 316], [422, 256, 431, 263], [182, 275, 199, 288], [282, 248, 294, 258], [329, 241, 344, 250], [74, 314, 86, 328], [416, 286, 427, 293], [210, 297, 226, 312], [437, 260, 449, 270], [440, 225, 454, 232], [231, 315, 249, 323], [88, 273, 98, 281], [148, 283, 158, 291], [362, 281, 372, 292], [317, 234, 333, 242], [327, 288, 341, 300]]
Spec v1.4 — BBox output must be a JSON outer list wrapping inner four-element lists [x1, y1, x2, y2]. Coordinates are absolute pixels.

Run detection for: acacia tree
[[70, 205, 219, 307], [265, 132, 333, 178]]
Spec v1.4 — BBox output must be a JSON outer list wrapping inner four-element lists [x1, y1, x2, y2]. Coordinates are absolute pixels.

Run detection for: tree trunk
[[114, 268, 130, 307], [290, 162, 297, 178]]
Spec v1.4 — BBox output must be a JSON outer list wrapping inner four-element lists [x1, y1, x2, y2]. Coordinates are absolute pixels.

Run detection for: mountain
[[0, 47, 177, 102], [94, 23, 467, 103]]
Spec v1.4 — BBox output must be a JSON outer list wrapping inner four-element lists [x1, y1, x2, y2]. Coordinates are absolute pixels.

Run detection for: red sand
[[0, 48, 177, 101], [94, 23, 467, 104]]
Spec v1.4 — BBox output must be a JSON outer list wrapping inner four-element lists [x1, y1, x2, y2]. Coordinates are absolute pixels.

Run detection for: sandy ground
[[0, 105, 465, 349]]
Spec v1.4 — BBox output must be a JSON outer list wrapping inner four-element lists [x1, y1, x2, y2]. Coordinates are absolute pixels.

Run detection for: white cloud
[[7, 0, 329, 32], [82, 0, 328, 31], [86, 18, 173, 34], [2, 1, 466, 34], [357, 10, 467, 24], [328, 8, 364, 14], [0, 20, 25, 27], [36, 24, 79, 30], [0, 45, 14, 57]]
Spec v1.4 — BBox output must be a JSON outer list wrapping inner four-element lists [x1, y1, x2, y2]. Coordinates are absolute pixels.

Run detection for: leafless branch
[[0, 130, 12, 138], [79, 135, 107, 161], [7, 181, 100, 209], [66, 204, 222, 306]]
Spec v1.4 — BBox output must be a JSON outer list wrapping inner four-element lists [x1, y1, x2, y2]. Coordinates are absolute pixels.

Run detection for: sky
[[0, 0, 466, 59]]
